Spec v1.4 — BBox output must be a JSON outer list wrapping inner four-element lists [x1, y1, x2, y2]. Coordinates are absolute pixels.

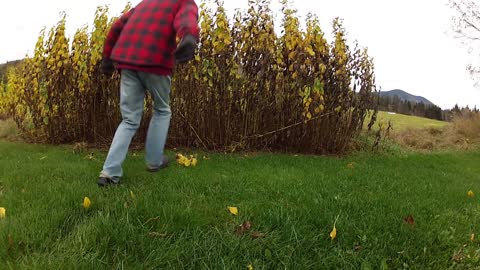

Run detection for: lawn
[[371, 112, 448, 131], [0, 141, 479, 269]]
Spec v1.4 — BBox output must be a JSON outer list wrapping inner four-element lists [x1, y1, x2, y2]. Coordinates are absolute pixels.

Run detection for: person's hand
[[100, 58, 115, 76], [174, 34, 197, 64]]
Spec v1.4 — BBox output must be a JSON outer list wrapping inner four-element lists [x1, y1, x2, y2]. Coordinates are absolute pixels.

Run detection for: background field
[[374, 111, 448, 131]]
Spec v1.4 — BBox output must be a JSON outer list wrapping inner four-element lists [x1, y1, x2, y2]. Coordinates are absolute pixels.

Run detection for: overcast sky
[[1, 0, 479, 109]]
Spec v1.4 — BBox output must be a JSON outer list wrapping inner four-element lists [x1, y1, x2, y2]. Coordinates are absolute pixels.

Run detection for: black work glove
[[100, 58, 115, 76], [174, 34, 197, 64]]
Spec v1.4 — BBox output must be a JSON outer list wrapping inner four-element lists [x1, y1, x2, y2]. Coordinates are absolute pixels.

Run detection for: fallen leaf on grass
[[467, 190, 475, 198], [83, 197, 91, 209], [0, 207, 5, 219], [84, 154, 95, 161], [148, 232, 167, 238], [403, 215, 415, 225], [330, 225, 337, 240], [144, 217, 161, 225], [247, 264, 254, 270], [233, 221, 266, 239], [452, 245, 468, 263], [251, 232, 266, 239], [192, 158, 198, 166], [228, 206, 238, 216], [330, 215, 340, 240], [264, 248, 272, 259], [235, 221, 252, 236], [347, 163, 355, 169], [471, 233, 475, 242], [176, 153, 198, 167]]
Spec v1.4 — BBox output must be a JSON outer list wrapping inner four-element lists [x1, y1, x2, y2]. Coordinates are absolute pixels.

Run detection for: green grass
[[370, 112, 448, 131], [1, 142, 480, 269]]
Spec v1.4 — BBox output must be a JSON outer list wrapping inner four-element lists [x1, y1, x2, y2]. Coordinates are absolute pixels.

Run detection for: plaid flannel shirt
[[103, 0, 199, 75]]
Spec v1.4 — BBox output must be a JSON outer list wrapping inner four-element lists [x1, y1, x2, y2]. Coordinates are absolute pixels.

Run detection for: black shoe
[[97, 175, 120, 187], [146, 155, 170, 173]]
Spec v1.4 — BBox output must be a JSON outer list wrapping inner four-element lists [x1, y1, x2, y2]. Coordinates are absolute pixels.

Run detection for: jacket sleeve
[[103, 8, 135, 59], [174, 0, 200, 40]]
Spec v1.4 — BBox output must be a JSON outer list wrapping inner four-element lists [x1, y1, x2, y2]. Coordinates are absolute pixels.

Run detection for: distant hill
[[379, 89, 435, 106], [377, 89, 443, 120]]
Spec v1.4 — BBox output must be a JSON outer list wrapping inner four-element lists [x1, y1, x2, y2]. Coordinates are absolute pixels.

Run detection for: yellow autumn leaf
[[176, 153, 198, 168], [471, 233, 475, 242], [330, 225, 337, 240], [83, 197, 91, 209], [176, 154, 187, 165], [306, 47, 315, 56], [330, 215, 340, 240], [468, 191, 475, 198], [0, 207, 6, 219], [228, 206, 238, 216], [247, 264, 254, 270], [288, 51, 296, 60], [179, 157, 188, 165]]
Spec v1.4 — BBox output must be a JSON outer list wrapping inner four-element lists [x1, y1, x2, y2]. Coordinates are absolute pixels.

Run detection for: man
[[97, 0, 199, 186]]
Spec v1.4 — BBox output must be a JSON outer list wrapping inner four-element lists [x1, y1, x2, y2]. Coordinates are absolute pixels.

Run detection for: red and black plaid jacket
[[103, 0, 199, 75]]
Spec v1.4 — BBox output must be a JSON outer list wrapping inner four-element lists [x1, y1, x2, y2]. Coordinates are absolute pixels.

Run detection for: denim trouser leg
[[102, 70, 145, 178], [101, 70, 172, 178], [139, 72, 172, 169]]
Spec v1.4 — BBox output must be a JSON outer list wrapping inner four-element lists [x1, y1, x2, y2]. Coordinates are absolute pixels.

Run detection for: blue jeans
[[101, 69, 172, 178]]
